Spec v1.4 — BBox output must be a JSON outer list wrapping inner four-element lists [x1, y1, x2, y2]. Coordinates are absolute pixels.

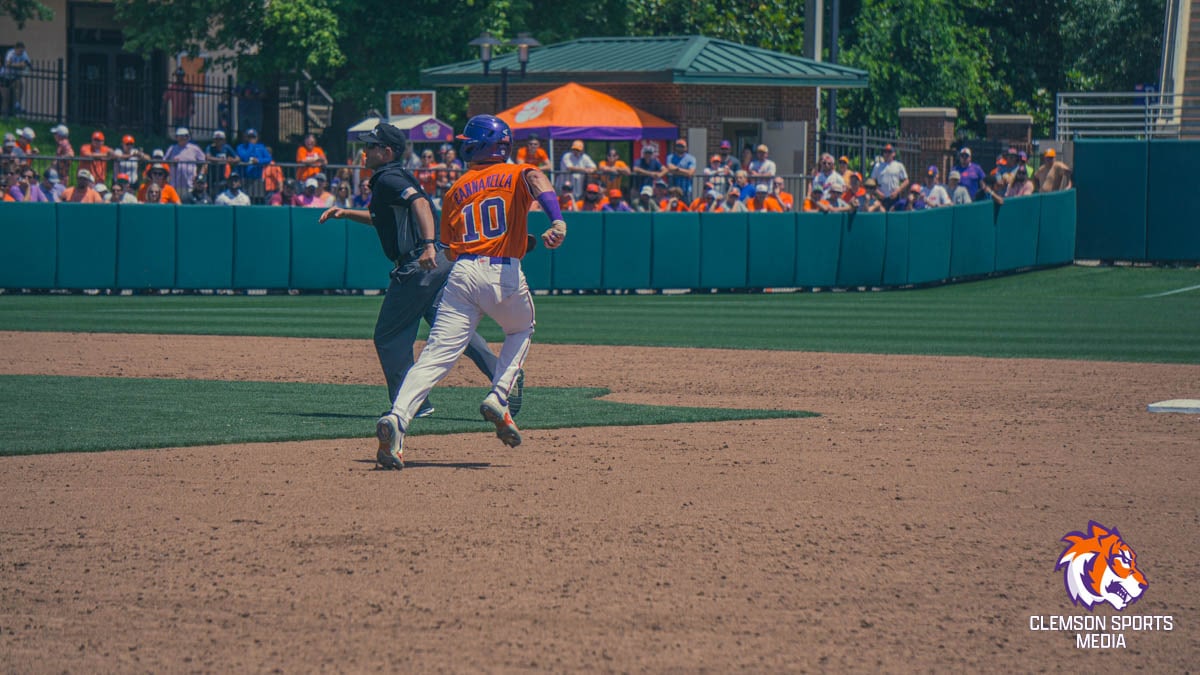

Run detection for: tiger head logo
[[1056, 521, 1148, 611]]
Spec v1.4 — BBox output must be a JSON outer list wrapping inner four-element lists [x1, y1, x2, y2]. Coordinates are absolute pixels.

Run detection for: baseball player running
[[375, 114, 567, 469], [320, 122, 522, 420]]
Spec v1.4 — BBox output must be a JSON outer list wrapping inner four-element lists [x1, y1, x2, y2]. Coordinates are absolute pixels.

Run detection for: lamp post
[[470, 31, 541, 111]]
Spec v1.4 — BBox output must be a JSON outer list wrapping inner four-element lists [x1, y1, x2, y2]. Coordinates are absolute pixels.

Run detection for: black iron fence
[[2, 59, 325, 144], [817, 126, 920, 179]]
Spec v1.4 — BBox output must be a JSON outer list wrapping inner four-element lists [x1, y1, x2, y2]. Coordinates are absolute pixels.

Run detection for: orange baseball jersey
[[440, 162, 536, 259]]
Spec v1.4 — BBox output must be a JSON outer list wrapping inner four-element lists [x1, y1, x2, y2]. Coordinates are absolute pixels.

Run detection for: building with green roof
[[421, 35, 868, 175]]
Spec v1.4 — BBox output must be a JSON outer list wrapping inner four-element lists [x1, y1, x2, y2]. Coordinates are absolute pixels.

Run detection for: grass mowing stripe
[[0, 375, 814, 456], [1142, 284, 1200, 298], [2, 266, 1198, 363]]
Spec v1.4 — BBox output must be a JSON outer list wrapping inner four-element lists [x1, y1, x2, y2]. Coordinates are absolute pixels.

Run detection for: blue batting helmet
[[457, 114, 512, 163]]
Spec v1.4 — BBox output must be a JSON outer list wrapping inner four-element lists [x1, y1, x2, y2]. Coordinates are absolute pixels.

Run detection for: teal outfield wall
[[1074, 138, 1200, 262], [1, 192, 1075, 291]]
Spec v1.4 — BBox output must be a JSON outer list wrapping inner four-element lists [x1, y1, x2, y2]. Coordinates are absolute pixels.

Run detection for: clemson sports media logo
[[1029, 522, 1172, 649], [1055, 521, 1147, 611]]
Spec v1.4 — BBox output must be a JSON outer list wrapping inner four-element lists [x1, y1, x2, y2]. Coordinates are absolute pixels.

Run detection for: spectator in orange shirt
[[687, 181, 717, 211], [802, 184, 827, 213], [746, 183, 783, 212], [262, 147, 284, 200], [413, 148, 441, 197], [515, 134, 551, 171], [596, 147, 630, 193], [295, 133, 327, 181], [693, 188, 722, 212], [771, 176, 794, 212], [61, 168, 104, 203], [141, 181, 166, 204], [136, 163, 182, 204], [660, 185, 689, 212], [576, 183, 609, 211], [79, 131, 113, 185]]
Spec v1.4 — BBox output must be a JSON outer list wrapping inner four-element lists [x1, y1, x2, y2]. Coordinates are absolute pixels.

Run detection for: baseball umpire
[[319, 122, 522, 418]]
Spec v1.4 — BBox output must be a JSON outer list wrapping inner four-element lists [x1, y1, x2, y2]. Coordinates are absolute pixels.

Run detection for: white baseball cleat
[[375, 413, 404, 470], [480, 392, 521, 448]]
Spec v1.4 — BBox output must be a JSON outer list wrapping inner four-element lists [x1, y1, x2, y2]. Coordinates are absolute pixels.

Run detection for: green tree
[[1, 0, 52, 28], [838, 0, 993, 131], [622, 0, 807, 50]]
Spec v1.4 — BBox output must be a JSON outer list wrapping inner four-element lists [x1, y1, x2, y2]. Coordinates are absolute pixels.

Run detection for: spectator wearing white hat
[[947, 171, 972, 205], [297, 177, 324, 207], [205, 130, 240, 188], [1, 132, 24, 161], [953, 147, 985, 197], [61, 168, 103, 203], [15, 127, 37, 157], [51, 124, 75, 177], [163, 127, 206, 194], [746, 182, 783, 212], [633, 184, 661, 213]]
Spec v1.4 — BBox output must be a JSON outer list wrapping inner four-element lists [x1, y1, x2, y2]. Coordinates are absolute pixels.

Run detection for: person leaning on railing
[[1, 42, 32, 116]]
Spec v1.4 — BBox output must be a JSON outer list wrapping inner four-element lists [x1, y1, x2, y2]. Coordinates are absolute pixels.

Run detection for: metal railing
[[1055, 91, 1200, 140], [3, 154, 821, 209], [817, 126, 920, 178]]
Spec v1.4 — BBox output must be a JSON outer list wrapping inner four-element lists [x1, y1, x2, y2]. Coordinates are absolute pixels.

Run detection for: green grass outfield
[[3, 265, 1197, 455], [2, 266, 1198, 363]]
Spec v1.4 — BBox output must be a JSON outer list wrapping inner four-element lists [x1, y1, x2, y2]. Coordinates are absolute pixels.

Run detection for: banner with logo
[[387, 91, 436, 120]]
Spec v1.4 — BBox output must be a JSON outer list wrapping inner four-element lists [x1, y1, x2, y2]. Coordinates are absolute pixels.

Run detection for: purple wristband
[[536, 190, 563, 222]]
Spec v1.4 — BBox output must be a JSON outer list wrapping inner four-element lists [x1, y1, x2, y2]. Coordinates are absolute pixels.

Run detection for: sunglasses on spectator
[[365, 142, 384, 150]]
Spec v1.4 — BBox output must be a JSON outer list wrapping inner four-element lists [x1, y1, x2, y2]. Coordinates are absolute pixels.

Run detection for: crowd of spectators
[[0, 124, 372, 208], [3, 123, 1071, 213]]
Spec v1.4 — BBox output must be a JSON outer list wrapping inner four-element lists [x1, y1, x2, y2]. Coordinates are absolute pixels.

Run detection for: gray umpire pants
[[374, 248, 498, 405]]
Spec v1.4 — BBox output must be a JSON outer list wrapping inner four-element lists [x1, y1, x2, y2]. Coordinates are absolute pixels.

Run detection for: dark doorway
[[68, 3, 158, 131]]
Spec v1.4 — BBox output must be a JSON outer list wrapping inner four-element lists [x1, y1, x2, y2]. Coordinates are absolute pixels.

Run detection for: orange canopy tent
[[496, 82, 677, 141]]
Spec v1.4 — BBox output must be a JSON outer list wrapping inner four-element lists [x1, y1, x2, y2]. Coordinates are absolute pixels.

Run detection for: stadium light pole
[[471, 31, 541, 111]]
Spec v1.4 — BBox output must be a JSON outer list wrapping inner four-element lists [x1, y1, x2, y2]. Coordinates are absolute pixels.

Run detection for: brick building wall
[[899, 108, 957, 179], [468, 82, 819, 170], [985, 114, 1033, 146]]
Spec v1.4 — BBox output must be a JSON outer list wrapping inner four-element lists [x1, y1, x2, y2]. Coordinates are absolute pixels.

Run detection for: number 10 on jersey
[[462, 196, 508, 242]]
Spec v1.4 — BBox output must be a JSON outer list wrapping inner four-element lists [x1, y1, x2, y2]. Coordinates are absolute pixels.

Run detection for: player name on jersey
[[450, 172, 515, 205]]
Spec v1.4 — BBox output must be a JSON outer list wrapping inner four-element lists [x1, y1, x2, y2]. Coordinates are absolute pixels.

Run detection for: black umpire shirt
[[366, 159, 435, 266]]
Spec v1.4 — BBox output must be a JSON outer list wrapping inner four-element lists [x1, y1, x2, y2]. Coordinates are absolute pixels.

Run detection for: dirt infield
[[1, 331, 1197, 672]]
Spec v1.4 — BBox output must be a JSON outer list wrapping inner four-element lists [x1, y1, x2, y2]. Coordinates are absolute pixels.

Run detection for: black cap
[[357, 123, 408, 150]]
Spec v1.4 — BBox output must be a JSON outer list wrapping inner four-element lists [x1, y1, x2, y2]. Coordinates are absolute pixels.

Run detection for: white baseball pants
[[389, 256, 534, 430]]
